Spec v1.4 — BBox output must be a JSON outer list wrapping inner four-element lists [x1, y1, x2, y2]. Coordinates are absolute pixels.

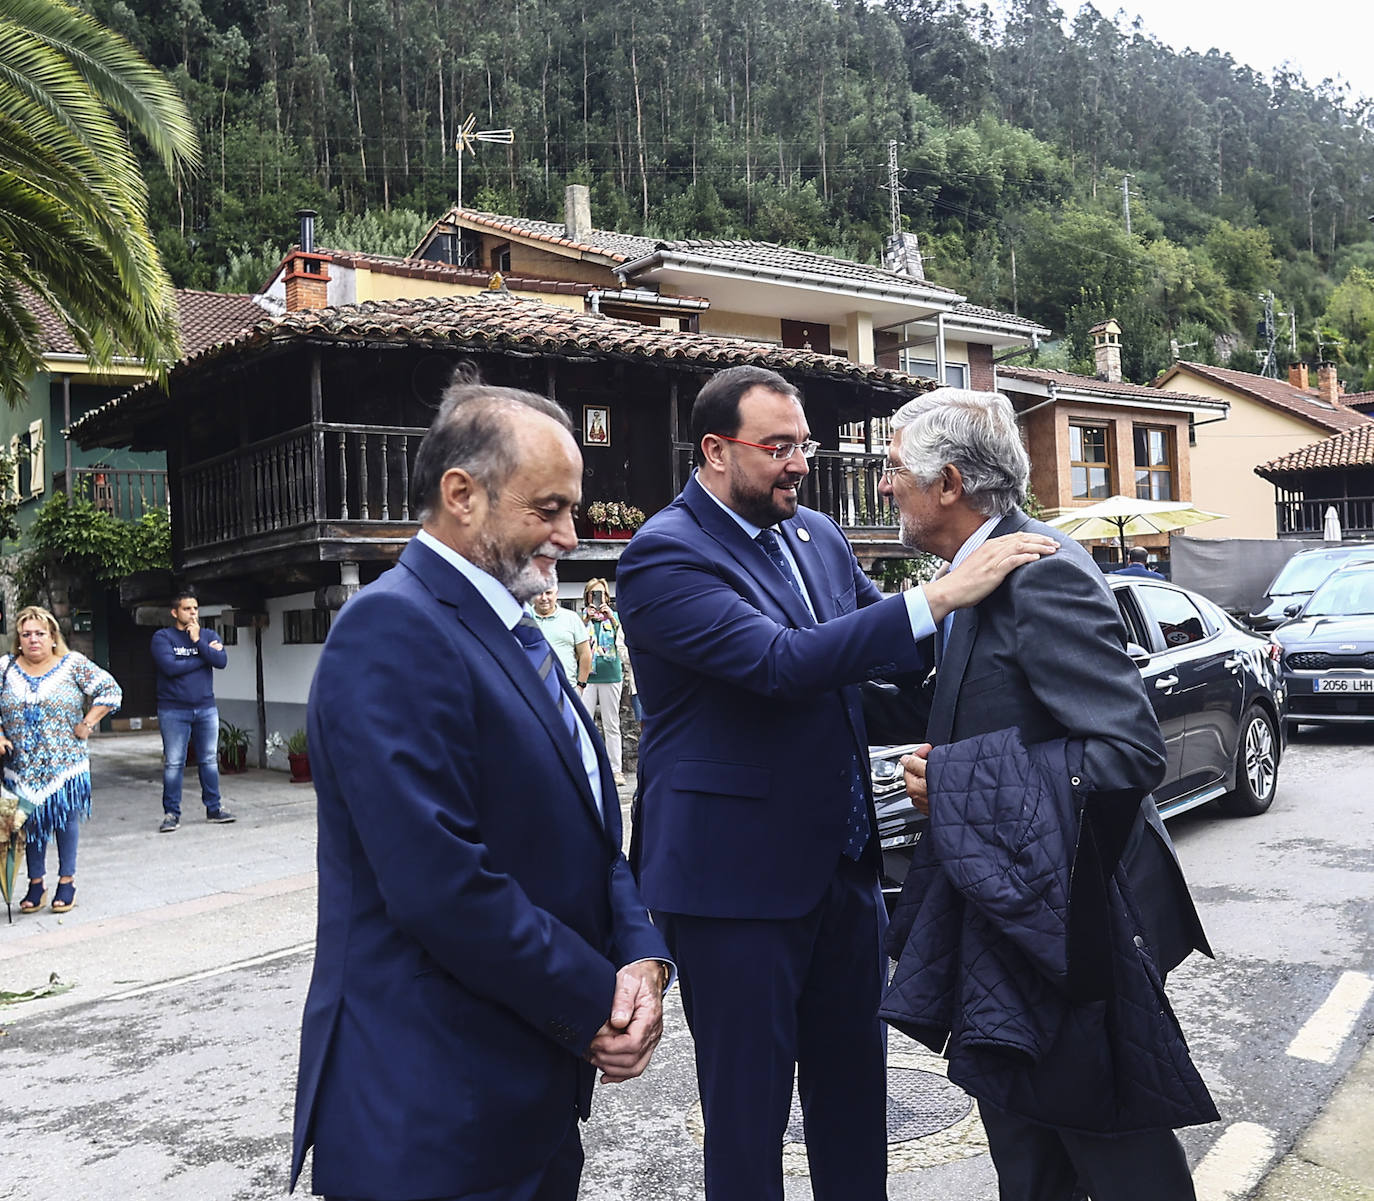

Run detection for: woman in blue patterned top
[[0, 606, 122, 914]]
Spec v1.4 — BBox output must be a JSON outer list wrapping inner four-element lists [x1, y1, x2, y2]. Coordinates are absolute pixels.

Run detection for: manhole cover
[[782, 1066, 972, 1144]]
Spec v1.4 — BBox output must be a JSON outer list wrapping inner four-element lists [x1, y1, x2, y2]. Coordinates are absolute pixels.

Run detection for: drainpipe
[[934, 313, 947, 383], [62, 375, 73, 491]]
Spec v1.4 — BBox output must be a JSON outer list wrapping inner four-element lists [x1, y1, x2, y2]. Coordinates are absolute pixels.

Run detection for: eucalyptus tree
[[0, 0, 200, 406]]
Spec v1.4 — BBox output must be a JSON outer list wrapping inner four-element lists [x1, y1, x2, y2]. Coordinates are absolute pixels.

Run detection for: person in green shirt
[[531, 579, 592, 688], [581, 578, 632, 784]]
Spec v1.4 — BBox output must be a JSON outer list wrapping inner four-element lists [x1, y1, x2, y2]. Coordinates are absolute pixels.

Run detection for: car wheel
[[1218, 704, 1279, 817]]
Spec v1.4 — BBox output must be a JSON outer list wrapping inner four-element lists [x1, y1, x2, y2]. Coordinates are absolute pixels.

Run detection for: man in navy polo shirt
[[151, 588, 235, 831]]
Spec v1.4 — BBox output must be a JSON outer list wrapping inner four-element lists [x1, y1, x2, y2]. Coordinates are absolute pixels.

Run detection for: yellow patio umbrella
[[1046, 495, 1227, 561]]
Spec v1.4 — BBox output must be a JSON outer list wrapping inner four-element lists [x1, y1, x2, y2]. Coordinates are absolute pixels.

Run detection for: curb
[[1251, 1033, 1374, 1200]]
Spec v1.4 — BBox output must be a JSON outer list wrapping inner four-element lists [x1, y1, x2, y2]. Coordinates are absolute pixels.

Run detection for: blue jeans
[[159, 706, 222, 816], [26, 819, 79, 879]]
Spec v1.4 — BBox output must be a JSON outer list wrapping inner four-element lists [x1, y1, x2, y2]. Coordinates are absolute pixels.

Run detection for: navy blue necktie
[[756, 528, 806, 604], [513, 617, 583, 752], [757, 530, 870, 858]]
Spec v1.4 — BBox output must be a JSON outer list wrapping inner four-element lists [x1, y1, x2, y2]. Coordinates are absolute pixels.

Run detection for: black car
[[873, 576, 1287, 900], [1246, 545, 1374, 630], [1272, 560, 1374, 731]]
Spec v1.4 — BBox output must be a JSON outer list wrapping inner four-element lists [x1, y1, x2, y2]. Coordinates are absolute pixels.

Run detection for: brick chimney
[[1288, 362, 1309, 390], [284, 208, 331, 311], [564, 185, 592, 244], [1090, 318, 1123, 383], [1316, 361, 1343, 406]]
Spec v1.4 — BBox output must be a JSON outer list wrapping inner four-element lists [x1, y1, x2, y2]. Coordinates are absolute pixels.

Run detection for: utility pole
[[1122, 174, 1132, 236], [881, 140, 902, 237], [1258, 291, 1279, 378]]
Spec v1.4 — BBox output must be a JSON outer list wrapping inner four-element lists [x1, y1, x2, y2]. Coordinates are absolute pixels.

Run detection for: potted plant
[[585, 500, 646, 539], [217, 721, 251, 774], [286, 728, 311, 783]]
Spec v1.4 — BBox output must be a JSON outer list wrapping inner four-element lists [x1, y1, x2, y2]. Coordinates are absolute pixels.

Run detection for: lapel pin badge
[[797, 527, 811, 542]]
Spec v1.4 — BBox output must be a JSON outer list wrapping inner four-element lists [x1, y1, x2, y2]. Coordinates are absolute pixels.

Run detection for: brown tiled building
[[990, 322, 1227, 569], [1155, 361, 1373, 539], [1256, 423, 1374, 540], [69, 289, 940, 740]]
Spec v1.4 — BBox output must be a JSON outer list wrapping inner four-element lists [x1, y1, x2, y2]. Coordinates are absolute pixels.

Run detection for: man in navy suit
[[1113, 546, 1166, 580], [292, 381, 671, 1201], [615, 366, 1056, 1201]]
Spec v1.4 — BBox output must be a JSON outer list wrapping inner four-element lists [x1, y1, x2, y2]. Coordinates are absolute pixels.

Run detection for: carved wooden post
[[311, 351, 325, 521]]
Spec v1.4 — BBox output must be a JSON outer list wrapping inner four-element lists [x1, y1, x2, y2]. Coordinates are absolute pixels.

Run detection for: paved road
[[0, 729, 1371, 1200]]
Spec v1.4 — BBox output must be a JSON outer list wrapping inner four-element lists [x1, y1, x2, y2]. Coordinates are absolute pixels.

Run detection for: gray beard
[[473, 533, 562, 604]]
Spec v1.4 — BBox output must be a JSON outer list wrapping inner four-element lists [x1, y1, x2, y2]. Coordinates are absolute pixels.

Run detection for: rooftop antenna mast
[[456, 114, 514, 210], [882, 140, 902, 237], [1258, 291, 1279, 378]]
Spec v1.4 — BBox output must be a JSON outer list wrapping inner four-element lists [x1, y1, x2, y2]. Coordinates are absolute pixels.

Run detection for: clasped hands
[[586, 960, 666, 1084]]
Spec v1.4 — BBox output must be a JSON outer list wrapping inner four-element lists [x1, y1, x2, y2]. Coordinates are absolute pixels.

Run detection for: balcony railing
[[180, 428, 900, 554], [1275, 494, 1374, 538], [672, 444, 898, 533], [57, 467, 169, 520], [182, 422, 428, 549]]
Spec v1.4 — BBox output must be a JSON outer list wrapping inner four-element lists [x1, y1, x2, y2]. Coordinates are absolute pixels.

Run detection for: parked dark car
[[1246, 545, 1374, 630], [874, 576, 1287, 901], [1271, 560, 1374, 731]]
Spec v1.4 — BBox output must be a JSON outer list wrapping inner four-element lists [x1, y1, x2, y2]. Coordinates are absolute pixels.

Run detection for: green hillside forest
[[94, 0, 1374, 387]]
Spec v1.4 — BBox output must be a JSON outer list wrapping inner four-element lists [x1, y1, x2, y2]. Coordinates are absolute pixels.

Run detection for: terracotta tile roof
[[1256, 423, 1374, 477], [443, 208, 658, 262], [70, 294, 934, 447], [1160, 361, 1372, 433], [323, 248, 589, 295], [28, 288, 266, 359], [631, 238, 962, 297], [444, 208, 967, 300], [998, 365, 1223, 408]]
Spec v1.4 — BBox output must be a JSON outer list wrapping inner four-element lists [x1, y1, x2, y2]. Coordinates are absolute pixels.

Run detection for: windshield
[[1304, 571, 1374, 616], [1270, 552, 1374, 595]]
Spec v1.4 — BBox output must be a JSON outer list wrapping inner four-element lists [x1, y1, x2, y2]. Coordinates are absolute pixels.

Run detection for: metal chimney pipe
[[297, 208, 317, 253]]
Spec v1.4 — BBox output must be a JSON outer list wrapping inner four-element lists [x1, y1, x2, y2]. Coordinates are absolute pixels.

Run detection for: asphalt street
[[0, 729, 1371, 1201]]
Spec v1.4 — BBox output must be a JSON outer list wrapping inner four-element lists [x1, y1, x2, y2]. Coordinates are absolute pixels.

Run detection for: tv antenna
[[456, 115, 513, 210]]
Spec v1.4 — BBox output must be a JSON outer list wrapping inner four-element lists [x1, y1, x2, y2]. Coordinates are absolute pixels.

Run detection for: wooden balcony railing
[[57, 467, 169, 520], [1275, 494, 1374, 538], [672, 444, 898, 533], [181, 422, 428, 549], [180, 429, 900, 554]]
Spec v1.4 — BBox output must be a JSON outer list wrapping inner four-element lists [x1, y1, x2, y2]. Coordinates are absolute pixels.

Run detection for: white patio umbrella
[[1045, 495, 1227, 560], [1323, 506, 1342, 542]]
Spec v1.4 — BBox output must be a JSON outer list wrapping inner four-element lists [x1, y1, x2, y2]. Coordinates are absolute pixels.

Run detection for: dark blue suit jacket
[[291, 539, 667, 1199], [616, 475, 928, 920]]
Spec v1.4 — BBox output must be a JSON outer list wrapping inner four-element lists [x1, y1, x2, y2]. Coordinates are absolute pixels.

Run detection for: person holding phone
[[581, 578, 629, 785]]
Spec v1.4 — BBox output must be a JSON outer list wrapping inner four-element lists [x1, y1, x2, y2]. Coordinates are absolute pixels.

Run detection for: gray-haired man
[[878, 388, 1215, 1201]]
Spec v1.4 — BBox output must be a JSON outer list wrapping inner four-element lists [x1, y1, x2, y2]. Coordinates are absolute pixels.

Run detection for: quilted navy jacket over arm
[[879, 727, 1218, 1135]]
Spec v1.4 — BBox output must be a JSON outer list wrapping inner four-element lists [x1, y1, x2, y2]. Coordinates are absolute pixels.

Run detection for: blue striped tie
[[756, 528, 806, 603], [513, 617, 583, 751], [757, 530, 869, 859]]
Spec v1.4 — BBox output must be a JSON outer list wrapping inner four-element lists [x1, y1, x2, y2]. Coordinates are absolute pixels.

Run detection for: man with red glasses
[[616, 364, 1057, 1201]]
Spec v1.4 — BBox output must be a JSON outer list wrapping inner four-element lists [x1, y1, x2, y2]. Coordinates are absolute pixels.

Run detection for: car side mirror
[[1126, 641, 1150, 662], [1283, 603, 1302, 618]]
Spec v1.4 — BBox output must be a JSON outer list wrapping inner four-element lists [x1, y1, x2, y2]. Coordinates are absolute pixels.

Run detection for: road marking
[[1192, 1122, 1277, 1201], [1286, 970, 1374, 1065], [104, 941, 314, 1000]]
